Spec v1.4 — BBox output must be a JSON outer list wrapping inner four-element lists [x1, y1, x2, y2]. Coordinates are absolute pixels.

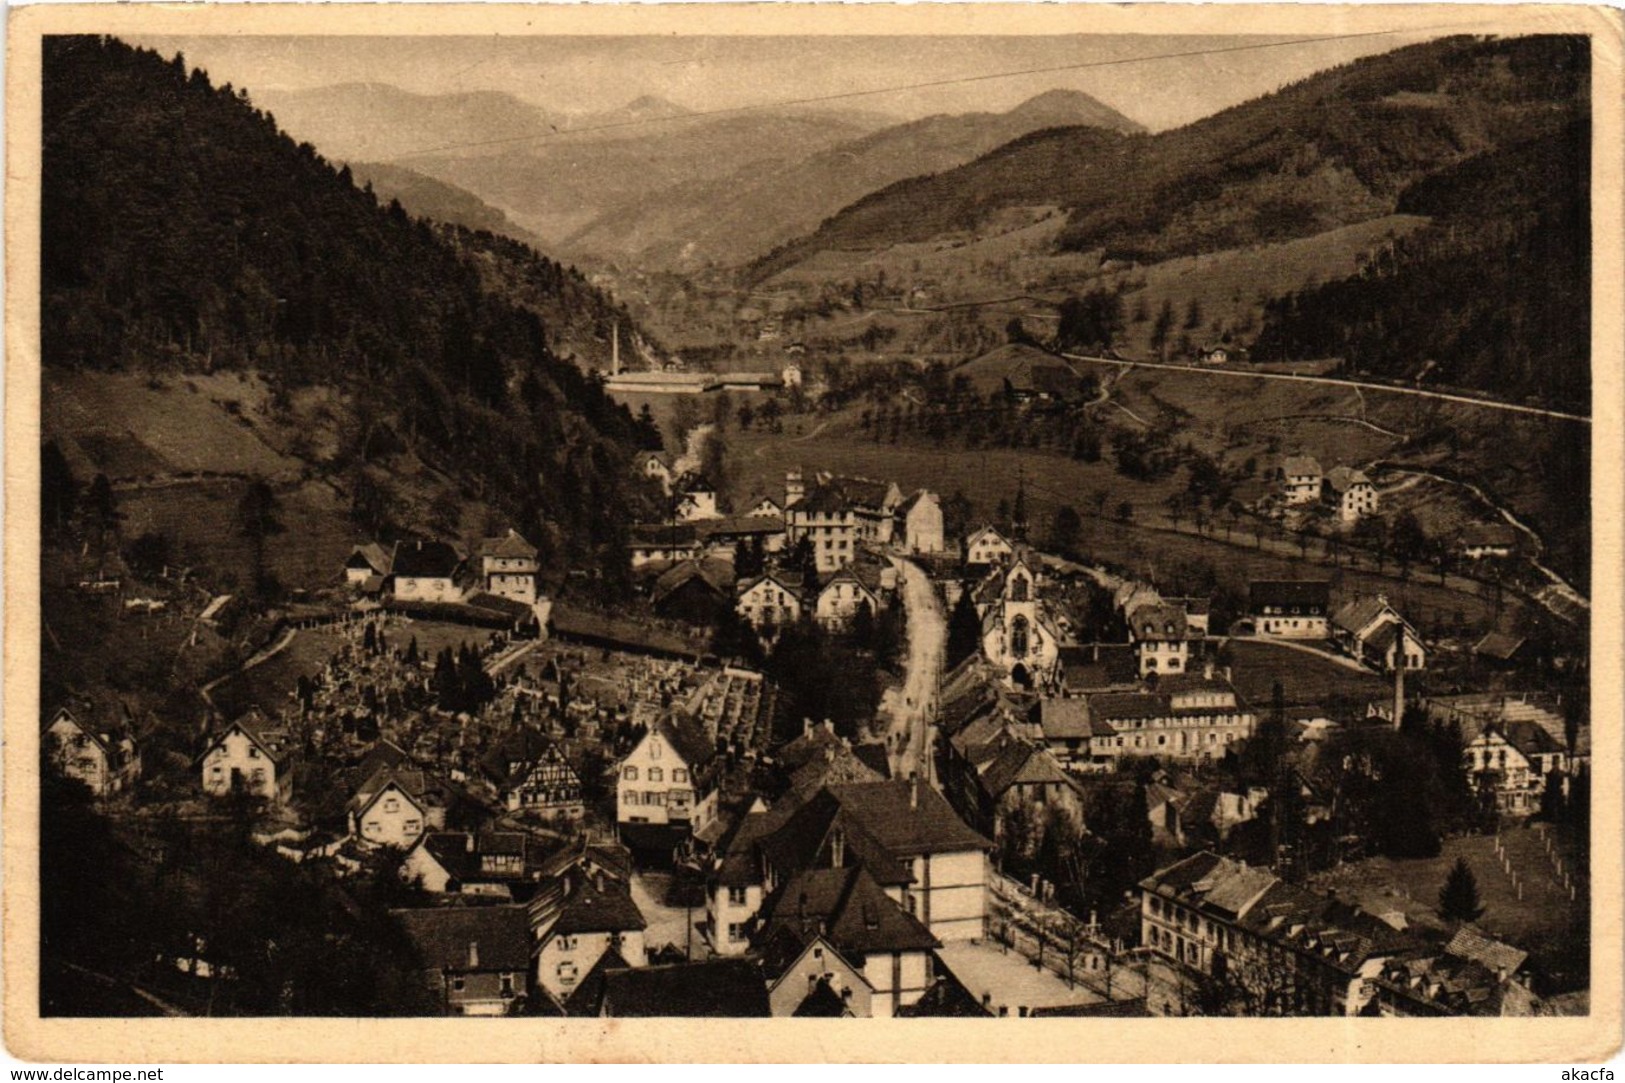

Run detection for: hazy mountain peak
[[1004, 88, 1145, 133]]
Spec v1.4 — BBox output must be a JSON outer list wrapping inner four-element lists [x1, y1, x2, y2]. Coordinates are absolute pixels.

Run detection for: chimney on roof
[[910, 775, 920, 810], [1204, 659, 1215, 681], [982, 992, 993, 1010], [465, 833, 475, 853], [595, 870, 605, 893], [468, 941, 480, 969], [1093, 643, 1100, 663], [831, 828, 846, 869]]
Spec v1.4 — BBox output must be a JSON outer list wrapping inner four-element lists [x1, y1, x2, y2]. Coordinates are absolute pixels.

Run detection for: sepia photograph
[[4, 1, 1621, 1064]]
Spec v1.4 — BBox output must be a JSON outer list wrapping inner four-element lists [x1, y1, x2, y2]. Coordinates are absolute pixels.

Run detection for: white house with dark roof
[[814, 566, 883, 630], [535, 875, 648, 1005], [343, 543, 393, 591], [477, 529, 540, 604], [1324, 466, 1378, 522], [198, 710, 294, 803], [1281, 455, 1324, 504], [43, 705, 141, 798], [346, 764, 444, 849], [736, 572, 803, 630], [1331, 595, 1425, 672], [390, 539, 466, 602], [616, 715, 720, 833], [1464, 722, 1569, 816], [964, 525, 1015, 567], [1126, 597, 1191, 677], [756, 864, 940, 1017], [756, 778, 992, 944], [1248, 580, 1331, 638]]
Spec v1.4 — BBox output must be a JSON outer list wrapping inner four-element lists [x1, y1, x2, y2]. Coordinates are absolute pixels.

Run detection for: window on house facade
[[452, 977, 466, 992], [673, 769, 688, 783], [383, 797, 399, 813], [501, 974, 515, 998], [248, 746, 261, 759], [624, 766, 638, 780], [557, 962, 578, 986], [648, 767, 663, 783], [728, 923, 747, 943], [728, 886, 747, 906]]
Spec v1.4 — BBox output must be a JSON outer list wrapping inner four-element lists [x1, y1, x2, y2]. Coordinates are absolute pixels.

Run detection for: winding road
[[887, 555, 947, 787], [1063, 353, 1592, 424]]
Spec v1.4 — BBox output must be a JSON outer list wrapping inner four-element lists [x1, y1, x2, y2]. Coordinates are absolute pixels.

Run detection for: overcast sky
[[130, 32, 1444, 132]]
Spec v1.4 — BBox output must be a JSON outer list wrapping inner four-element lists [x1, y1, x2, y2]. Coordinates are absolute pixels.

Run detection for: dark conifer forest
[[42, 35, 655, 581]]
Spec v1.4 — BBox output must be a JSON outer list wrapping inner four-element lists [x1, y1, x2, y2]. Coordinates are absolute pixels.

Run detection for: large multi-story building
[[1139, 852, 1410, 1016]]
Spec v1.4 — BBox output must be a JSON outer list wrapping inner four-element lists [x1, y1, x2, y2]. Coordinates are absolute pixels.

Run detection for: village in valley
[[36, 30, 1593, 1024]]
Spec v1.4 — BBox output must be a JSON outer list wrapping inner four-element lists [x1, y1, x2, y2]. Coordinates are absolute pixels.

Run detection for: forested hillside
[[1252, 123, 1590, 409], [42, 36, 657, 584], [748, 35, 1587, 278]]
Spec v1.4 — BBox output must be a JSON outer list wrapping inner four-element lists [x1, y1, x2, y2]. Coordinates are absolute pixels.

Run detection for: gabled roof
[[737, 571, 802, 600], [1128, 601, 1188, 642], [600, 959, 770, 1017], [651, 558, 735, 605], [479, 529, 538, 560], [201, 709, 291, 766], [1248, 580, 1330, 611], [628, 523, 701, 548], [1461, 523, 1518, 549], [346, 543, 394, 575], [1494, 720, 1564, 757], [965, 525, 1011, 550], [696, 515, 786, 539], [1037, 698, 1097, 741], [642, 714, 717, 772], [346, 764, 432, 819], [390, 539, 463, 579], [759, 789, 912, 886], [1283, 455, 1322, 478], [1332, 596, 1398, 636], [479, 729, 561, 789], [392, 905, 531, 973], [760, 865, 939, 959], [825, 780, 992, 857], [819, 565, 882, 603], [898, 489, 939, 516], [1446, 927, 1528, 976], [551, 878, 647, 936], [978, 740, 1073, 799], [1325, 466, 1372, 493], [1057, 644, 1140, 691], [787, 744, 886, 802], [1474, 632, 1527, 661], [45, 705, 136, 755]]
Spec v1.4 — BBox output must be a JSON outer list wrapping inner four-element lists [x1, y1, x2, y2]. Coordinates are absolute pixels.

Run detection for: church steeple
[[1012, 467, 1029, 543]]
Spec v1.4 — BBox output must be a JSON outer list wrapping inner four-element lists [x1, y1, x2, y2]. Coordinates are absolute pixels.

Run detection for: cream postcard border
[[5, 2, 1621, 1063]]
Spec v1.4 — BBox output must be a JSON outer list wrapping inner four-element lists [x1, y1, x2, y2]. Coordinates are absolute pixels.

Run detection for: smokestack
[[1393, 623, 1406, 730], [611, 321, 621, 377], [468, 941, 480, 969]]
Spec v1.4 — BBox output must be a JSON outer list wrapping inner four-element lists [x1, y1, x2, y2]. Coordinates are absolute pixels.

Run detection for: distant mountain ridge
[[746, 35, 1588, 282], [562, 88, 1144, 269]]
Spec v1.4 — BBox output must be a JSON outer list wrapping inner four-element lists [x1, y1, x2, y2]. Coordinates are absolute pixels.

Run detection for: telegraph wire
[[389, 23, 1484, 159]]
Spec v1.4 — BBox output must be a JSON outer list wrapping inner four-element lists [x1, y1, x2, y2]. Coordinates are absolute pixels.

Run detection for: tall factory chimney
[[611, 321, 621, 377], [1392, 623, 1406, 730]]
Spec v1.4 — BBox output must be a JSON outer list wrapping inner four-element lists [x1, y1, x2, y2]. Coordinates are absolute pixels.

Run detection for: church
[[976, 550, 1062, 690]]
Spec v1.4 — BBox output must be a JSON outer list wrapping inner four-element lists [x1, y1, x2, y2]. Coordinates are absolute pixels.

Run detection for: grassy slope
[[44, 370, 493, 593], [727, 408, 1517, 637]]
